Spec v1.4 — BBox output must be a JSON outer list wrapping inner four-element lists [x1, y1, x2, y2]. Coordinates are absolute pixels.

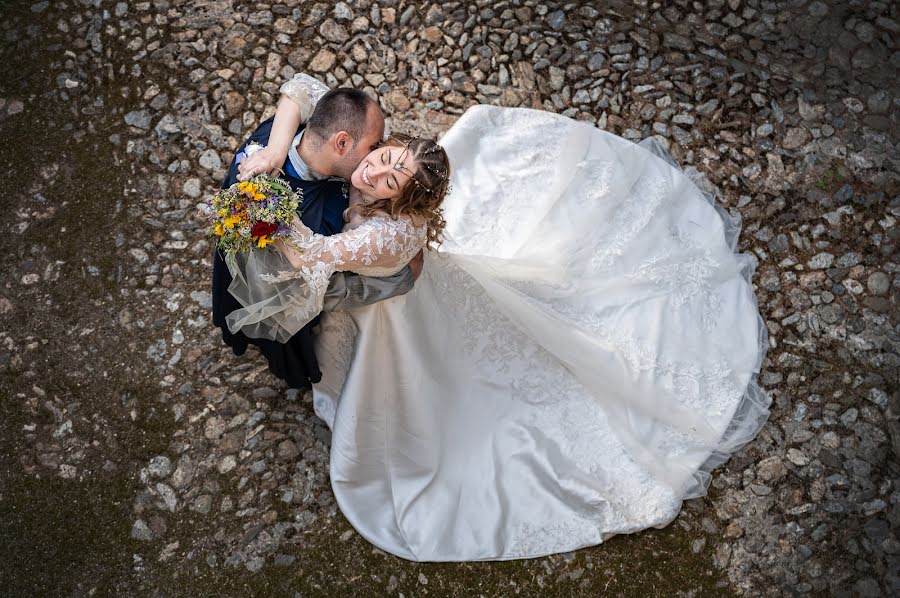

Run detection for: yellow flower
[[257, 235, 274, 249], [214, 222, 225, 236], [224, 214, 241, 229], [217, 208, 227, 218], [237, 181, 267, 201], [237, 181, 256, 195]]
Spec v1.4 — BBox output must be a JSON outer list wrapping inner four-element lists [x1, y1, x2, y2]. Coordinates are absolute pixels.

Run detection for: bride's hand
[[238, 147, 285, 180]]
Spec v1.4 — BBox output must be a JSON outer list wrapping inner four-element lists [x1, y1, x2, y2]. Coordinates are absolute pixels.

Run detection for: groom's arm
[[322, 267, 415, 311]]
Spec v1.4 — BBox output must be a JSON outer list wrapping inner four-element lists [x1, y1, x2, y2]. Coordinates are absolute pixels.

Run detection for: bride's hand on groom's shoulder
[[238, 147, 285, 180]]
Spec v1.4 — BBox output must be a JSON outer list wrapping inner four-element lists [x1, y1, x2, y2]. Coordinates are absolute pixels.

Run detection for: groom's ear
[[333, 131, 352, 157]]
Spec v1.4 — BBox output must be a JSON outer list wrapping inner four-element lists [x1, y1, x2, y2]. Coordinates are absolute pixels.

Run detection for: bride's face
[[350, 145, 419, 202]]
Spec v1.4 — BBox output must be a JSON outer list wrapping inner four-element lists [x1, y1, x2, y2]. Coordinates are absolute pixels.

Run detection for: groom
[[211, 88, 416, 389]]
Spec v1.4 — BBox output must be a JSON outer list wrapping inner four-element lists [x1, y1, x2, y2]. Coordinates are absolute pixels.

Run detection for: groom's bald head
[[305, 88, 384, 178]]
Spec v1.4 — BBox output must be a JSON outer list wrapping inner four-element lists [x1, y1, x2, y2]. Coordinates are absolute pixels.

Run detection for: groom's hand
[[409, 250, 424, 282]]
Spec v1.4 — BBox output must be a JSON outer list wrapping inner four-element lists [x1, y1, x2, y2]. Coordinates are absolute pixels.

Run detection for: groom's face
[[342, 104, 385, 172], [321, 103, 385, 180]]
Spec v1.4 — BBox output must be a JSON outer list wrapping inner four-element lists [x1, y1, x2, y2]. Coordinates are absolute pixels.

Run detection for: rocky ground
[[0, 0, 897, 596]]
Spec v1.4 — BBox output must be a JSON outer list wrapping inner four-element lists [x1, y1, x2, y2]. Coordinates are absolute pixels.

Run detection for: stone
[[768, 234, 789, 254], [588, 53, 607, 71], [129, 248, 150, 265], [757, 456, 787, 482], [155, 483, 177, 512], [783, 127, 811, 150], [183, 178, 201, 198], [309, 49, 336, 73], [190, 291, 212, 309], [696, 99, 719, 115], [863, 296, 891, 312], [786, 448, 810, 467], [277, 439, 300, 461], [867, 272, 890, 296], [320, 19, 349, 43], [387, 90, 411, 112], [808, 253, 834, 269], [171, 456, 194, 489], [154, 115, 181, 142], [147, 456, 172, 479], [125, 110, 152, 129], [218, 455, 237, 474], [199, 149, 221, 171], [548, 67, 565, 91], [834, 183, 854, 203], [547, 10, 565, 30], [663, 33, 694, 51], [191, 494, 213, 514], [273, 17, 298, 35], [333, 2, 353, 21], [421, 26, 442, 43], [424, 5, 443, 26], [867, 90, 891, 114], [131, 519, 153, 541], [808, 2, 829, 17]]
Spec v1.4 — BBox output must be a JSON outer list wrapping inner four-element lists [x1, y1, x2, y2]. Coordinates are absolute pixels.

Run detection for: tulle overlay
[[311, 105, 771, 561], [225, 215, 427, 343]]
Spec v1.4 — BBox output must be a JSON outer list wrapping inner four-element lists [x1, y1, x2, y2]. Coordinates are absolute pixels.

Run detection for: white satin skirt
[[312, 105, 770, 561]]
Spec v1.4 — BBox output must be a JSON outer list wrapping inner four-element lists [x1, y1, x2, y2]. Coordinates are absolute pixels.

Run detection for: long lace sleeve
[[225, 216, 426, 343], [277, 216, 427, 293], [279, 73, 330, 123]]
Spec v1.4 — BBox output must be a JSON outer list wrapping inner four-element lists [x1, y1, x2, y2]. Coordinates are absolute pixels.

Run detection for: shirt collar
[[288, 130, 327, 181]]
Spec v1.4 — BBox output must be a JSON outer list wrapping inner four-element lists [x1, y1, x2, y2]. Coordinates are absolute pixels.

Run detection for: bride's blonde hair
[[356, 135, 450, 248]]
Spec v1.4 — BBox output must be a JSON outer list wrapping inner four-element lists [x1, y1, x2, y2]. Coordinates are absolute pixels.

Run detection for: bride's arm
[[238, 74, 330, 180], [279, 217, 425, 279]]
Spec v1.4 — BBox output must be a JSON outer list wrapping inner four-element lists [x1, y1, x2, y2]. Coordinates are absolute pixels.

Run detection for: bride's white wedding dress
[[312, 105, 770, 561]]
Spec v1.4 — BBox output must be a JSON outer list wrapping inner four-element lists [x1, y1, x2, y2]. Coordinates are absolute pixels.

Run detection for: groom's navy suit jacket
[[211, 117, 348, 389]]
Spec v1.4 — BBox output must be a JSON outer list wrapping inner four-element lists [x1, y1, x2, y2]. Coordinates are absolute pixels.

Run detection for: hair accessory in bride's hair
[[391, 142, 449, 196]]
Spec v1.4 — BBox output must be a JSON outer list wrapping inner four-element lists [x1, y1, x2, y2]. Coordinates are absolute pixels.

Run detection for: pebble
[[866, 272, 890, 296], [125, 110, 152, 129], [309, 49, 336, 72], [218, 455, 237, 474], [757, 456, 787, 482], [132, 519, 153, 541], [147, 456, 172, 479], [783, 127, 811, 150], [786, 449, 810, 467], [198, 150, 222, 171]]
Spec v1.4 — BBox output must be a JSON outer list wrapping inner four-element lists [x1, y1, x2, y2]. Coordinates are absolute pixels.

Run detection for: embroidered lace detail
[[630, 226, 724, 331], [271, 215, 427, 294], [312, 311, 359, 429], [590, 168, 668, 271], [507, 520, 599, 558]]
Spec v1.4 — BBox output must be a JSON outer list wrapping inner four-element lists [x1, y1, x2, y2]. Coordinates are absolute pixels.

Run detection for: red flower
[[251, 221, 278, 238]]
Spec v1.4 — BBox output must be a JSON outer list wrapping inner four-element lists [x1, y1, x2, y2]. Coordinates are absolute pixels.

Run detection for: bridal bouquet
[[206, 167, 302, 256]]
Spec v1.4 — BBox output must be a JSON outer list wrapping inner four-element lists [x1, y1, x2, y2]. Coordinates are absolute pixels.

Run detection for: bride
[[228, 76, 771, 562]]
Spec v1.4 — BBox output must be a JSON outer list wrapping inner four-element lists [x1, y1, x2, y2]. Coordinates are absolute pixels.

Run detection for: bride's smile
[[351, 146, 418, 202]]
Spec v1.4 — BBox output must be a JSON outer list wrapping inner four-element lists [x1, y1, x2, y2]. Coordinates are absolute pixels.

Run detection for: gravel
[[1, 0, 897, 595]]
